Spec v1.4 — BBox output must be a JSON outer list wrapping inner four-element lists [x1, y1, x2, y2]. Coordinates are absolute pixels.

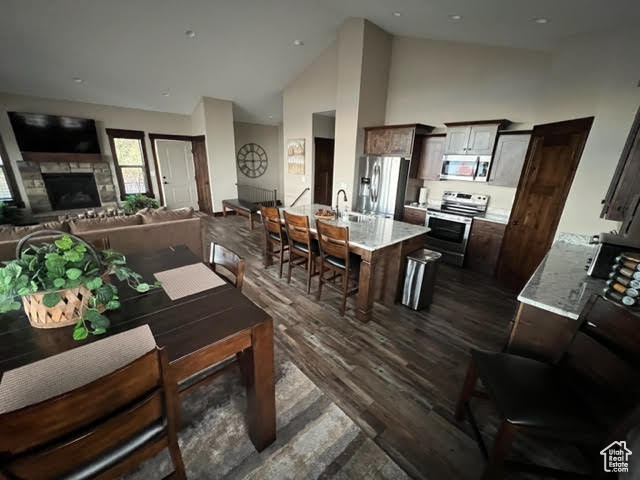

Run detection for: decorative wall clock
[[237, 143, 268, 178]]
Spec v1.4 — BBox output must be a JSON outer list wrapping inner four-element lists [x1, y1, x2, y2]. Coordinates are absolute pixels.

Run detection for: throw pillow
[[0, 221, 69, 242], [69, 215, 142, 233]]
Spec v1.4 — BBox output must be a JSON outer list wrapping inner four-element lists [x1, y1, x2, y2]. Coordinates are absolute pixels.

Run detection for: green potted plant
[[0, 201, 22, 225], [0, 231, 158, 340], [122, 194, 160, 215]]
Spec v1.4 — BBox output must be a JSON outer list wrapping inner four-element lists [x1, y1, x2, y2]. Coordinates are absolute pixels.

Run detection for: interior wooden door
[[313, 137, 334, 205], [496, 117, 594, 291], [155, 139, 198, 210], [191, 135, 213, 213]]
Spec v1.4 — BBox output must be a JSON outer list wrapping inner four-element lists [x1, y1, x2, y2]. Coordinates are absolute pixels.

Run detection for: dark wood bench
[[223, 185, 279, 230], [222, 198, 261, 230]]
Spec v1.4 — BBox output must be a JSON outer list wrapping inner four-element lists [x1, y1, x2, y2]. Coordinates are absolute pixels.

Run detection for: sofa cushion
[[135, 206, 167, 214], [139, 207, 194, 224], [0, 221, 69, 242], [69, 215, 142, 234]]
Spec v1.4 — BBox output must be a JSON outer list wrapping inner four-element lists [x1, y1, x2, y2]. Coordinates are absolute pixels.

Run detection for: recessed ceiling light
[[185, 29, 196, 38], [161, 91, 170, 97], [533, 17, 549, 24], [293, 39, 304, 46], [72, 77, 83, 84], [449, 14, 463, 21], [392, 11, 401, 17], [268, 115, 274, 119]]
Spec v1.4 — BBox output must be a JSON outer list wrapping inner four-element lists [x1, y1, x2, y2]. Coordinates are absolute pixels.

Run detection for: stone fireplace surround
[[18, 160, 118, 214]]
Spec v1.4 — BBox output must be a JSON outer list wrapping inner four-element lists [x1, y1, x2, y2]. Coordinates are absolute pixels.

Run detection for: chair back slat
[[261, 206, 283, 237], [0, 348, 162, 455], [316, 220, 349, 261], [7, 391, 165, 479], [210, 243, 245, 289], [561, 296, 640, 429], [283, 212, 312, 248]]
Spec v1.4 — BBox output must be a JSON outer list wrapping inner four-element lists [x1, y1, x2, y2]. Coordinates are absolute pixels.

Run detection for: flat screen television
[[8, 112, 101, 154]]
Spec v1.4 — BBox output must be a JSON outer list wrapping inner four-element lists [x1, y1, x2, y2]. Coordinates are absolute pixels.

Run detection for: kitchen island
[[265, 203, 429, 322], [507, 234, 605, 361]]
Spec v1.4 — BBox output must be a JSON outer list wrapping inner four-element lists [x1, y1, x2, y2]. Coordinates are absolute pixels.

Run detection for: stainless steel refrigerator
[[354, 156, 410, 219]]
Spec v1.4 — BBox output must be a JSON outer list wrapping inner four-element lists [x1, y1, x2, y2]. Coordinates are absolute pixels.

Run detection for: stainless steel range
[[425, 191, 489, 266]]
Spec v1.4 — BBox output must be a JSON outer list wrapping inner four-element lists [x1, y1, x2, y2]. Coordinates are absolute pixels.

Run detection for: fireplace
[[42, 173, 101, 210]]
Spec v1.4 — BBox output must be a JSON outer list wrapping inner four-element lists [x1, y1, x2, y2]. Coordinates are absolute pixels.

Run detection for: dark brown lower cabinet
[[402, 207, 427, 225], [465, 219, 506, 276]]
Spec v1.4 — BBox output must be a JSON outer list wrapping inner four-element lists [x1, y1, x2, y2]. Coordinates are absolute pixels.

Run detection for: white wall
[[282, 41, 338, 205], [312, 114, 335, 139], [0, 92, 193, 208], [382, 30, 640, 231], [385, 36, 551, 213], [385, 36, 550, 128], [201, 97, 237, 212], [536, 27, 640, 235], [191, 99, 206, 136], [234, 121, 283, 199]]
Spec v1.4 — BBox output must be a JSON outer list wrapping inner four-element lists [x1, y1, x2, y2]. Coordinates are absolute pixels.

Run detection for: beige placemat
[[0, 325, 156, 413], [154, 262, 227, 300]]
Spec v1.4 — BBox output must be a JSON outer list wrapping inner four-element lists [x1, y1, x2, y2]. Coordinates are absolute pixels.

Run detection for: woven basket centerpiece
[[22, 274, 109, 329], [15, 230, 108, 329]]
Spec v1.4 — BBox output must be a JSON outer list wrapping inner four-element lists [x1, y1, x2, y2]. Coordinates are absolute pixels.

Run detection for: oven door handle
[[472, 156, 480, 180]]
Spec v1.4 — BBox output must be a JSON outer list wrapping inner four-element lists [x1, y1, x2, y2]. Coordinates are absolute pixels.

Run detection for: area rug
[[124, 351, 408, 479]]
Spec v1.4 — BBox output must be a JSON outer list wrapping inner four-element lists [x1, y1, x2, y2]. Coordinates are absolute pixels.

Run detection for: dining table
[[265, 203, 430, 322], [0, 245, 276, 452]]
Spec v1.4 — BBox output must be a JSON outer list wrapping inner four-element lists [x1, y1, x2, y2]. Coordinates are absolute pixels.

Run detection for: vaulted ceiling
[[1, 0, 639, 124]]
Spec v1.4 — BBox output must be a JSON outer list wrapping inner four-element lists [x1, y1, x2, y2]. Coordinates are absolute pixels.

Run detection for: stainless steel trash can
[[401, 249, 442, 310]]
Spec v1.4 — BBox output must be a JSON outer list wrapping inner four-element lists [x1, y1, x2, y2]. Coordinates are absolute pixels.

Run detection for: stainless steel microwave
[[440, 155, 491, 182]]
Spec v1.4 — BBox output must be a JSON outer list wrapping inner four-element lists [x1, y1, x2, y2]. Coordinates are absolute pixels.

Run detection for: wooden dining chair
[[261, 206, 288, 278], [455, 295, 640, 479], [0, 327, 186, 480], [283, 211, 319, 294], [209, 242, 245, 289], [315, 220, 360, 315]]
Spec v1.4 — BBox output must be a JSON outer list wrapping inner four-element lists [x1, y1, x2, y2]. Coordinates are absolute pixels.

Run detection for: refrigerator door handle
[[371, 163, 381, 204]]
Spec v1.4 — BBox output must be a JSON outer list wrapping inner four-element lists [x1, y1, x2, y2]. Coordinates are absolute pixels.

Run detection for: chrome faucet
[[336, 189, 348, 218]]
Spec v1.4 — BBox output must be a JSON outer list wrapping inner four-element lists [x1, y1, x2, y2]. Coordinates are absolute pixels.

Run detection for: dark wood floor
[[203, 214, 582, 479]]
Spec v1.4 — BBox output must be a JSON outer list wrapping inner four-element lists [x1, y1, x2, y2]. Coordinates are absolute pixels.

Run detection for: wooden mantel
[[20, 152, 105, 163]]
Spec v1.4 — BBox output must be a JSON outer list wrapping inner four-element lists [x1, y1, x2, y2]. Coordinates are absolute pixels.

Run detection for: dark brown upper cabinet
[[443, 120, 510, 155], [416, 134, 446, 180], [488, 132, 531, 188], [363, 123, 434, 178], [601, 105, 640, 221]]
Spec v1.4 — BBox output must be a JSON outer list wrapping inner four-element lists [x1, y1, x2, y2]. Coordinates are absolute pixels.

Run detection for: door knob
[[163, 181, 169, 185], [512, 220, 519, 226]]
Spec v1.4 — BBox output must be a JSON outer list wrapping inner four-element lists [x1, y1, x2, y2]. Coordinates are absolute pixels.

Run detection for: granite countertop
[[517, 235, 605, 320], [474, 213, 509, 225], [281, 203, 429, 252], [404, 203, 430, 212], [404, 202, 510, 224]]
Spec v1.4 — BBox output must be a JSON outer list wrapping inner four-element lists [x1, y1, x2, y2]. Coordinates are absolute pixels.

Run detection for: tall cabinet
[[601, 104, 640, 221], [489, 132, 531, 188], [416, 135, 446, 180], [363, 123, 434, 178]]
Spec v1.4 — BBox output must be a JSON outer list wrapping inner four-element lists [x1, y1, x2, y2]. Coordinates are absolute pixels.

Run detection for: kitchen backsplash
[[406, 178, 517, 212]]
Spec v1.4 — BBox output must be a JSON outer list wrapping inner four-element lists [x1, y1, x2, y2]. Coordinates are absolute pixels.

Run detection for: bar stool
[[261, 206, 288, 278], [315, 220, 360, 315], [283, 211, 319, 293]]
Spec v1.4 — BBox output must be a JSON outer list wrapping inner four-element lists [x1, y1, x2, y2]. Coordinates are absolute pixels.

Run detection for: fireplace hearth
[[42, 173, 101, 210]]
